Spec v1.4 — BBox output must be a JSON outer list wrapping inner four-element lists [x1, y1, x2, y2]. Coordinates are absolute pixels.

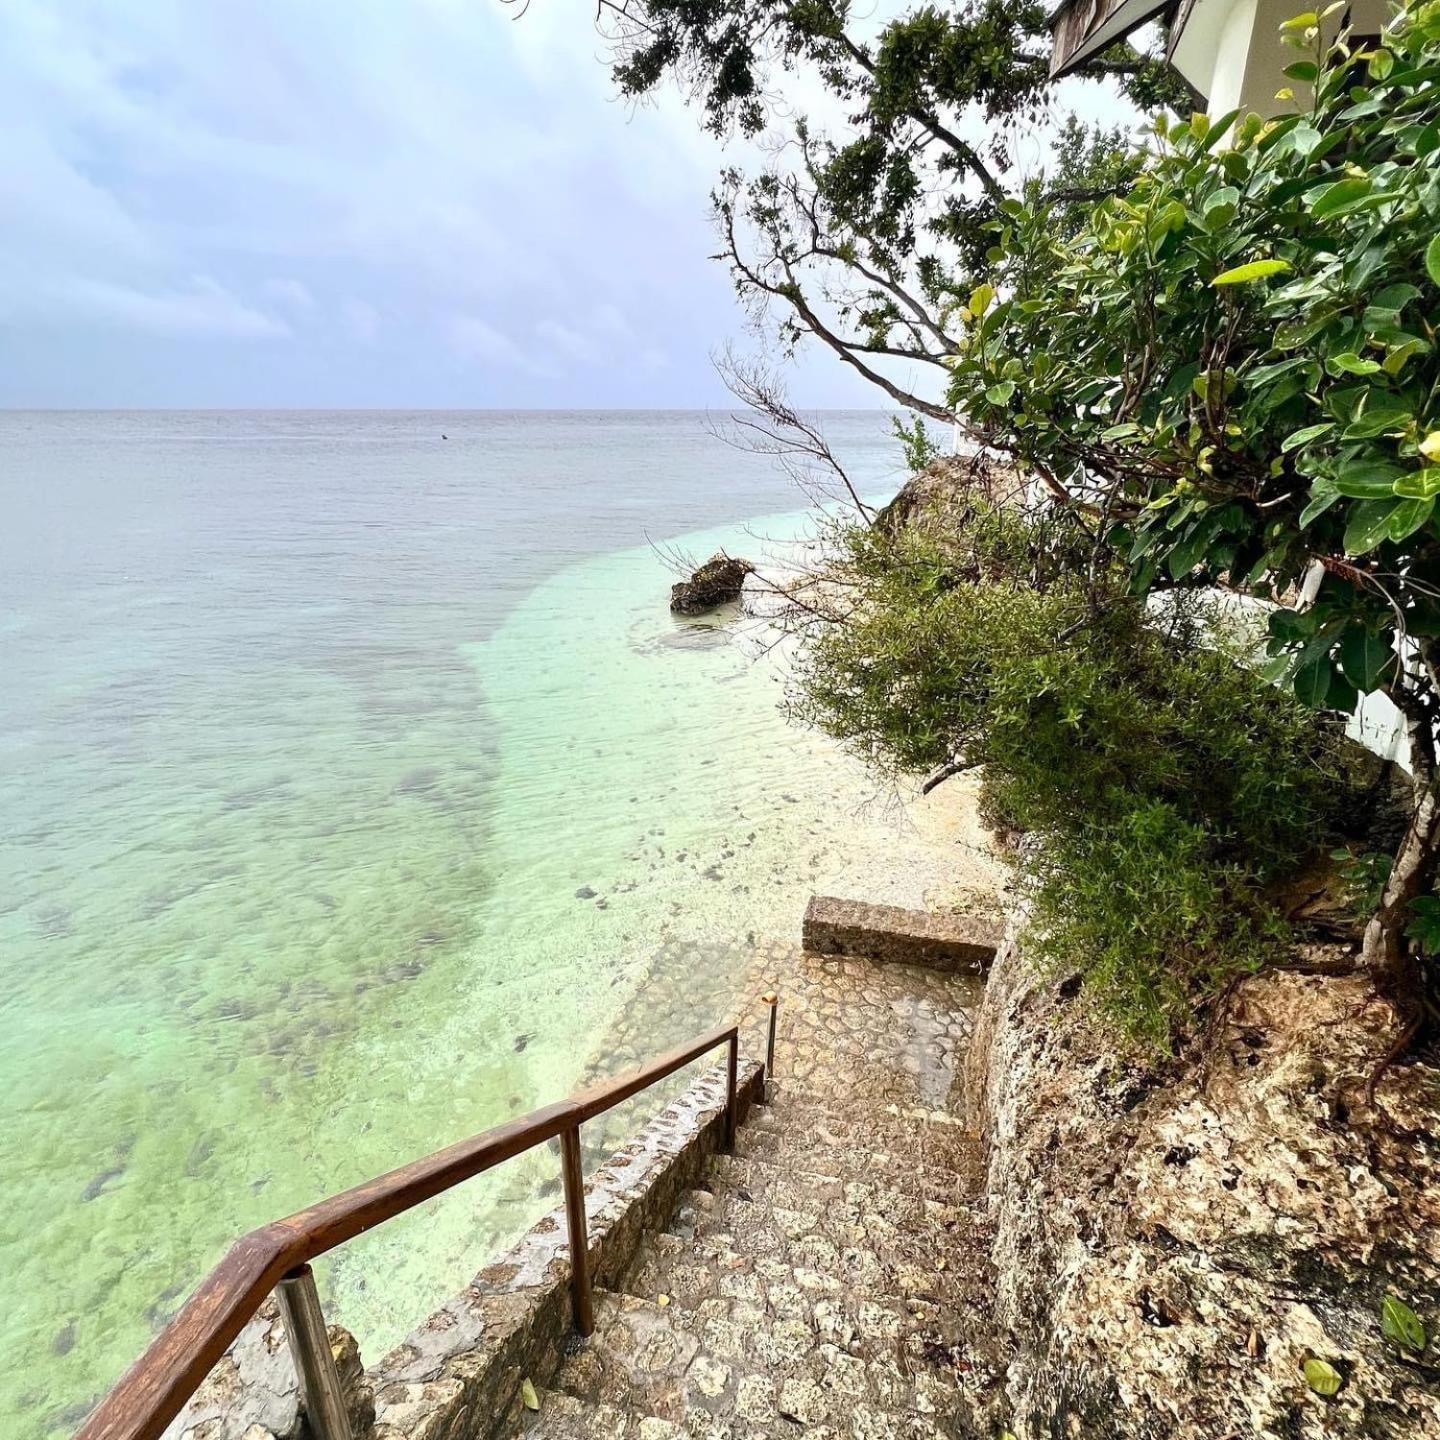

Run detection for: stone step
[[623, 1217, 990, 1351], [516, 1387, 688, 1438], [668, 1181, 977, 1275], [730, 1125, 976, 1202], [706, 1148, 972, 1214], [554, 1287, 969, 1440], [748, 1100, 984, 1180], [621, 1227, 987, 1376], [802, 895, 1000, 971], [696, 1117, 979, 1221], [754, 1082, 979, 1152]]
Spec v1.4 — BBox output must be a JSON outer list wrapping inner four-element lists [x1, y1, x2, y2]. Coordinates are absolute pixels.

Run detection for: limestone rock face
[[966, 912, 1440, 1439], [875, 453, 1026, 536], [668, 553, 754, 615]]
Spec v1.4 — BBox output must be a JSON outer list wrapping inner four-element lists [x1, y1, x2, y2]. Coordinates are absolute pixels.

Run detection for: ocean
[[0, 409, 943, 1436]]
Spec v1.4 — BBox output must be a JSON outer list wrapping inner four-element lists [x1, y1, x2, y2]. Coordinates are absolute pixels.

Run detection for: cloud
[[450, 315, 557, 379], [535, 319, 599, 367], [263, 278, 316, 310], [8, 274, 288, 339], [0, 0, 1128, 406], [341, 298, 380, 345]]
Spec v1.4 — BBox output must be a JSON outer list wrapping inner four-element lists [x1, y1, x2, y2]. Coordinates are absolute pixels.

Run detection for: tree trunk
[[1360, 691, 1440, 1005]]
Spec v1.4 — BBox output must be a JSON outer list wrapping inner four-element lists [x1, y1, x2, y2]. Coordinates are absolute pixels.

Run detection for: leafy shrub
[[794, 503, 1342, 1043], [891, 413, 943, 475], [945, 0, 1440, 991]]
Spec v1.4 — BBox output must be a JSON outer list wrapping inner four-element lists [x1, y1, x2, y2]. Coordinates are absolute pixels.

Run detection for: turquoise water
[[0, 410, 941, 1437]]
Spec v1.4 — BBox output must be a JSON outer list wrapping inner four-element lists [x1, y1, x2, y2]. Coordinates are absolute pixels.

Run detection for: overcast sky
[[0, 1, 1141, 409]]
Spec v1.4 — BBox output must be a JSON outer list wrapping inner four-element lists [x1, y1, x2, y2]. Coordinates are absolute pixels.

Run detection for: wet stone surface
[[519, 944, 1000, 1439]]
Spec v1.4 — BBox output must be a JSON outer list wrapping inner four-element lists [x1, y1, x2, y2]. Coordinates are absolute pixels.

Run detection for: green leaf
[[1394, 466, 1440, 498], [1293, 659, 1333, 707], [970, 282, 995, 317], [1149, 199, 1187, 244], [1303, 1358, 1344, 1398], [1335, 462, 1404, 498], [985, 381, 1016, 405], [1328, 352, 1383, 376], [1381, 1294, 1427, 1354], [1339, 627, 1394, 691], [1300, 486, 1342, 527], [1344, 497, 1402, 554], [1310, 177, 1372, 217], [1373, 283, 1420, 313], [1427, 236, 1440, 288], [1273, 304, 1340, 351], [1327, 669, 1359, 715], [1384, 339, 1428, 375], [1282, 422, 1334, 452], [1212, 258, 1292, 285], [1161, 361, 1202, 403], [1344, 405, 1412, 438], [1388, 496, 1434, 540]]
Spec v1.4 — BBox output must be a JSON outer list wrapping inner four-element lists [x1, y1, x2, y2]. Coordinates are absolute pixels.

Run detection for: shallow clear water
[[0, 410, 920, 1436]]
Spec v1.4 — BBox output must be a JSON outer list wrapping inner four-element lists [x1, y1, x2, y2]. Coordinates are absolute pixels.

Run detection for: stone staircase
[[512, 948, 1000, 1439]]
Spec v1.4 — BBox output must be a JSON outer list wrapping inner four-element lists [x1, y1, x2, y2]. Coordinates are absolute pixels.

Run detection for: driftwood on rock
[[669, 552, 755, 615]]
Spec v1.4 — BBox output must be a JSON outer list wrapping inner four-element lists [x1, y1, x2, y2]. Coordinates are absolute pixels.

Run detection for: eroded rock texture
[[668, 554, 755, 615], [967, 914, 1440, 1439]]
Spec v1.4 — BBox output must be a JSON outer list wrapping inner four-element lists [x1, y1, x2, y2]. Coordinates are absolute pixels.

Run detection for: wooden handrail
[[77, 1021, 744, 1440]]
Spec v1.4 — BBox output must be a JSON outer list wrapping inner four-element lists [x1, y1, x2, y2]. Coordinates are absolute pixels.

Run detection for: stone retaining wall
[[802, 895, 1000, 972], [162, 1061, 763, 1440]]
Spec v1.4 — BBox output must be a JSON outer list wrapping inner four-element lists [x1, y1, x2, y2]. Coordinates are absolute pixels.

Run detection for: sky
[[0, 1, 1141, 409]]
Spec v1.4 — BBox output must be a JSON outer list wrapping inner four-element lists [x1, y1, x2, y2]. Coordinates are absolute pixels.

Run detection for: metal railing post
[[559, 1124, 594, 1336], [762, 992, 778, 1094], [725, 1031, 739, 1151], [275, 1265, 353, 1440], [77, 1021, 745, 1440]]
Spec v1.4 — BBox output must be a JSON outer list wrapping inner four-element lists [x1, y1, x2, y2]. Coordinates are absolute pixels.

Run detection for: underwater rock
[[81, 1165, 125, 1203], [668, 552, 755, 615]]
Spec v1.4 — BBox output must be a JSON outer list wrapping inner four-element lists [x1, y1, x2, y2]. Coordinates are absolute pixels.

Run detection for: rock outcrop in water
[[966, 903, 1440, 1438], [668, 552, 754, 615]]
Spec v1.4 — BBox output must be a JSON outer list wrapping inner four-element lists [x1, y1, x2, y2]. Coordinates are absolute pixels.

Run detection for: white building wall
[[1210, 0, 1262, 114], [1173, 0, 1391, 116]]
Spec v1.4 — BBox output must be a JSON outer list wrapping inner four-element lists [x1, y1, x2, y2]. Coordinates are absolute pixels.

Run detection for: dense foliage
[[794, 501, 1342, 1042], [948, 2, 1440, 1000]]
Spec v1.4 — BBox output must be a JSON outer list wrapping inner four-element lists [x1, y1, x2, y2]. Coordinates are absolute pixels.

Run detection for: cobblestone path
[[515, 948, 998, 1438]]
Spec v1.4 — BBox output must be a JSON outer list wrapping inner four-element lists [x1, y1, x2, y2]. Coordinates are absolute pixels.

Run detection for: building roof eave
[[1049, 0, 1174, 78]]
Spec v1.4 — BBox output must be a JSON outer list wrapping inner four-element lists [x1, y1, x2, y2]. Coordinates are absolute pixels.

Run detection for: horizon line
[[0, 404, 907, 414]]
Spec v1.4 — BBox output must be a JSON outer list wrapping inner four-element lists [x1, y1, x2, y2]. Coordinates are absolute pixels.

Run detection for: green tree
[[948, 0, 1440, 1012], [595, 0, 1185, 419]]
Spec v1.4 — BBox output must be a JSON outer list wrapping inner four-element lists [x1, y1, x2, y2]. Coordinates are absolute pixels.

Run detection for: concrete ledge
[[163, 1060, 762, 1440], [803, 895, 1000, 973]]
